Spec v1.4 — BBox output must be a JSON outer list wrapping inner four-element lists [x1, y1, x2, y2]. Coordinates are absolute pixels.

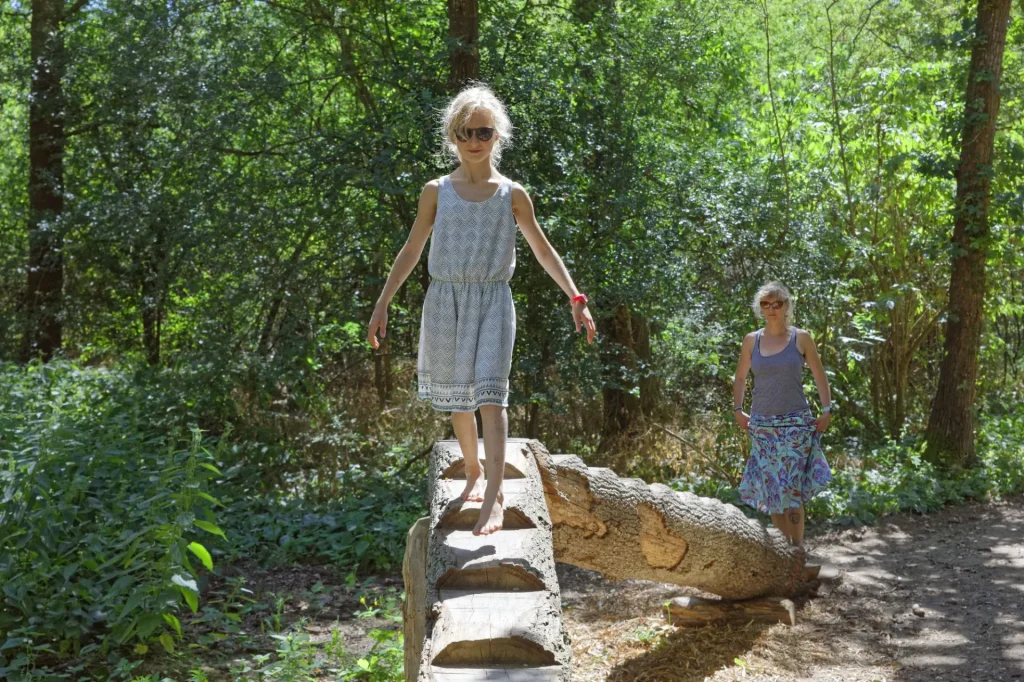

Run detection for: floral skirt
[[738, 409, 832, 514]]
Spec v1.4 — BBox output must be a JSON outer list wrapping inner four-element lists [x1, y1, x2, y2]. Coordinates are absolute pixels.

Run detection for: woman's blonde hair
[[752, 281, 795, 324], [439, 84, 513, 167]]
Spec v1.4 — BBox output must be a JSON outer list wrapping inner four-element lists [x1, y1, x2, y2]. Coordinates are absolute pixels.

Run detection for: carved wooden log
[[528, 442, 816, 600], [403, 438, 825, 682], [405, 439, 571, 682]]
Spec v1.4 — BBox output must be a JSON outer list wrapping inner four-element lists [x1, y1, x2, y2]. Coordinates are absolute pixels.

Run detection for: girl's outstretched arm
[[367, 182, 439, 349], [511, 183, 596, 344]]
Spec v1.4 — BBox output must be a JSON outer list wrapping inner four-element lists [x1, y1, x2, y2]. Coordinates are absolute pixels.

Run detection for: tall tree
[[448, 0, 478, 89], [925, 0, 1013, 468], [21, 0, 70, 361]]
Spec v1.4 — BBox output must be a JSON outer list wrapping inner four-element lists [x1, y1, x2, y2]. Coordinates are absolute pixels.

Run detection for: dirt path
[[558, 496, 1024, 682]]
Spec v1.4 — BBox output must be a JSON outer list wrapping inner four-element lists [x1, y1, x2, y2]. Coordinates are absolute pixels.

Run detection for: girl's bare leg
[[452, 411, 484, 501], [473, 404, 506, 535]]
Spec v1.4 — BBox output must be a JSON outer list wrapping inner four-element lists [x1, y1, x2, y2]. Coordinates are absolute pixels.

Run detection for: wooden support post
[[665, 595, 799, 627], [403, 517, 430, 682]]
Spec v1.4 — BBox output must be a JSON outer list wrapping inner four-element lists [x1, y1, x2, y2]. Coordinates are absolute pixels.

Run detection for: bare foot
[[460, 465, 486, 501], [473, 496, 504, 536]]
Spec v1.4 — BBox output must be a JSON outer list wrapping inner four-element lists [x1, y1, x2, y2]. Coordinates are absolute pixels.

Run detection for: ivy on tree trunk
[[925, 0, 1013, 468]]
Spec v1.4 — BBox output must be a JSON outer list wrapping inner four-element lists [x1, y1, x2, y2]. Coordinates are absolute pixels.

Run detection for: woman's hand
[[815, 412, 831, 433], [573, 302, 596, 344], [367, 303, 388, 350], [735, 410, 750, 431]]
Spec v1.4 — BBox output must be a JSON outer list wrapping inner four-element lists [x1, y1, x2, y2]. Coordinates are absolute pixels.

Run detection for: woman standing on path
[[367, 85, 595, 536], [733, 282, 832, 546]]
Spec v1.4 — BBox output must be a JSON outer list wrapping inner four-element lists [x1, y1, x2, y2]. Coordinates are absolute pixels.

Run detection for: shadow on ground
[[557, 496, 1024, 682]]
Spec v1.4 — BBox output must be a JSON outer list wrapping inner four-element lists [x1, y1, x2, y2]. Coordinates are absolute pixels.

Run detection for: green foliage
[[218, 466, 426, 573], [671, 412, 1024, 526], [0, 362, 224, 675], [122, 589, 404, 682]]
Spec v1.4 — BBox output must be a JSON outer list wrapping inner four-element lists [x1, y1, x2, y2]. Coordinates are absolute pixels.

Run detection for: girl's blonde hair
[[440, 84, 513, 167], [752, 281, 795, 325]]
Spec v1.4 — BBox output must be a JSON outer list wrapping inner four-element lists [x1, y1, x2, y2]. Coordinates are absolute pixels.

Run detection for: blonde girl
[[367, 84, 595, 535]]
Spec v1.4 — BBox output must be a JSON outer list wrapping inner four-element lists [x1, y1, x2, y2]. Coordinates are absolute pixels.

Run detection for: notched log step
[[444, 450, 532, 477], [437, 479, 535, 531], [430, 591, 561, 666], [433, 529, 551, 591], [440, 479, 529, 499], [430, 665, 564, 681], [439, 504, 535, 531], [432, 638, 558, 667], [442, 444, 531, 479], [437, 564, 547, 591]]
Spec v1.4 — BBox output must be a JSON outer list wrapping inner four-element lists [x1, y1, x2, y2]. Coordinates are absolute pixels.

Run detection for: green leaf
[[138, 613, 163, 639], [162, 613, 182, 638], [188, 542, 214, 571], [199, 462, 223, 476], [0, 638, 25, 652], [197, 491, 223, 507], [159, 633, 175, 653], [171, 574, 199, 592], [179, 586, 199, 614], [119, 587, 146, 619], [194, 520, 226, 540], [357, 659, 371, 671]]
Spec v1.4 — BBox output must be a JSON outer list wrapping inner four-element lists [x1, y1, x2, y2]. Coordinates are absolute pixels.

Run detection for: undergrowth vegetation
[[2, 360, 1022, 680]]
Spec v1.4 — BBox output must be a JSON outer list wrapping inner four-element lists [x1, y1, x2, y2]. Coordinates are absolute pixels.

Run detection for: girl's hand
[[573, 302, 596, 344], [735, 410, 750, 431], [815, 412, 831, 433], [367, 304, 388, 350]]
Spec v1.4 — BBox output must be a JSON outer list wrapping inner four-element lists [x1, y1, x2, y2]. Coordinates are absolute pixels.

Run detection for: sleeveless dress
[[417, 175, 517, 412], [738, 328, 832, 514]]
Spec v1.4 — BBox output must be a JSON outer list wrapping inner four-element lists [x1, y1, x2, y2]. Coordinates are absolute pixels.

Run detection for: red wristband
[[571, 294, 588, 306]]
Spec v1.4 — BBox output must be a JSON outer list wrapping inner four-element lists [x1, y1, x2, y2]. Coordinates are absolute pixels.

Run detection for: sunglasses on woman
[[759, 300, 786, 310], [455, 127, 496, 142]]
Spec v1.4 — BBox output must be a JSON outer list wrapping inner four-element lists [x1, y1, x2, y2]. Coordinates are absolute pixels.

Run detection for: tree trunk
[[21, 0, 66, 362], [525, 339, 551, 439], [447, 0, 478, 91], [925, 0, 1012, 468], [141, 256, 162, 366], [600, 303, 645, 444], [374, 334, 392, 407]]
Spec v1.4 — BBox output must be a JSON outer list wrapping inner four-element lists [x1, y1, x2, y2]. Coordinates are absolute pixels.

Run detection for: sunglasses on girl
[[455, 127, 495, 142], [759, 300, 786, 310]]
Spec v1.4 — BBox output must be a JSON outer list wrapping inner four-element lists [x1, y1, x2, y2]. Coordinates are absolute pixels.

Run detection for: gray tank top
[[750, 327, 809, 416]]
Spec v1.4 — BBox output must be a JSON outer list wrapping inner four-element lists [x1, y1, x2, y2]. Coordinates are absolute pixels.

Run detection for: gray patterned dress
[[417, 175, 517, 411]]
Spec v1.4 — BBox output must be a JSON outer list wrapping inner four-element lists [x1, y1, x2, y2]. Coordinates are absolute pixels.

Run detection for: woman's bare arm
[[733, 333, 756, 415], [798, 330, 831, 407]]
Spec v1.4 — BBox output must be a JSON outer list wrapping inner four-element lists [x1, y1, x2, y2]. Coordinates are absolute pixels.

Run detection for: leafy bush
[[217, 465, 427, 573], [670, 412, 1024, 526], [0, 362, 225, 674]]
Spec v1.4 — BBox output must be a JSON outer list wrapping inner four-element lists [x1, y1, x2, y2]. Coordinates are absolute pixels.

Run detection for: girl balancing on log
[[732, 282, 833, 546], [367, 84, 596, 536]]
